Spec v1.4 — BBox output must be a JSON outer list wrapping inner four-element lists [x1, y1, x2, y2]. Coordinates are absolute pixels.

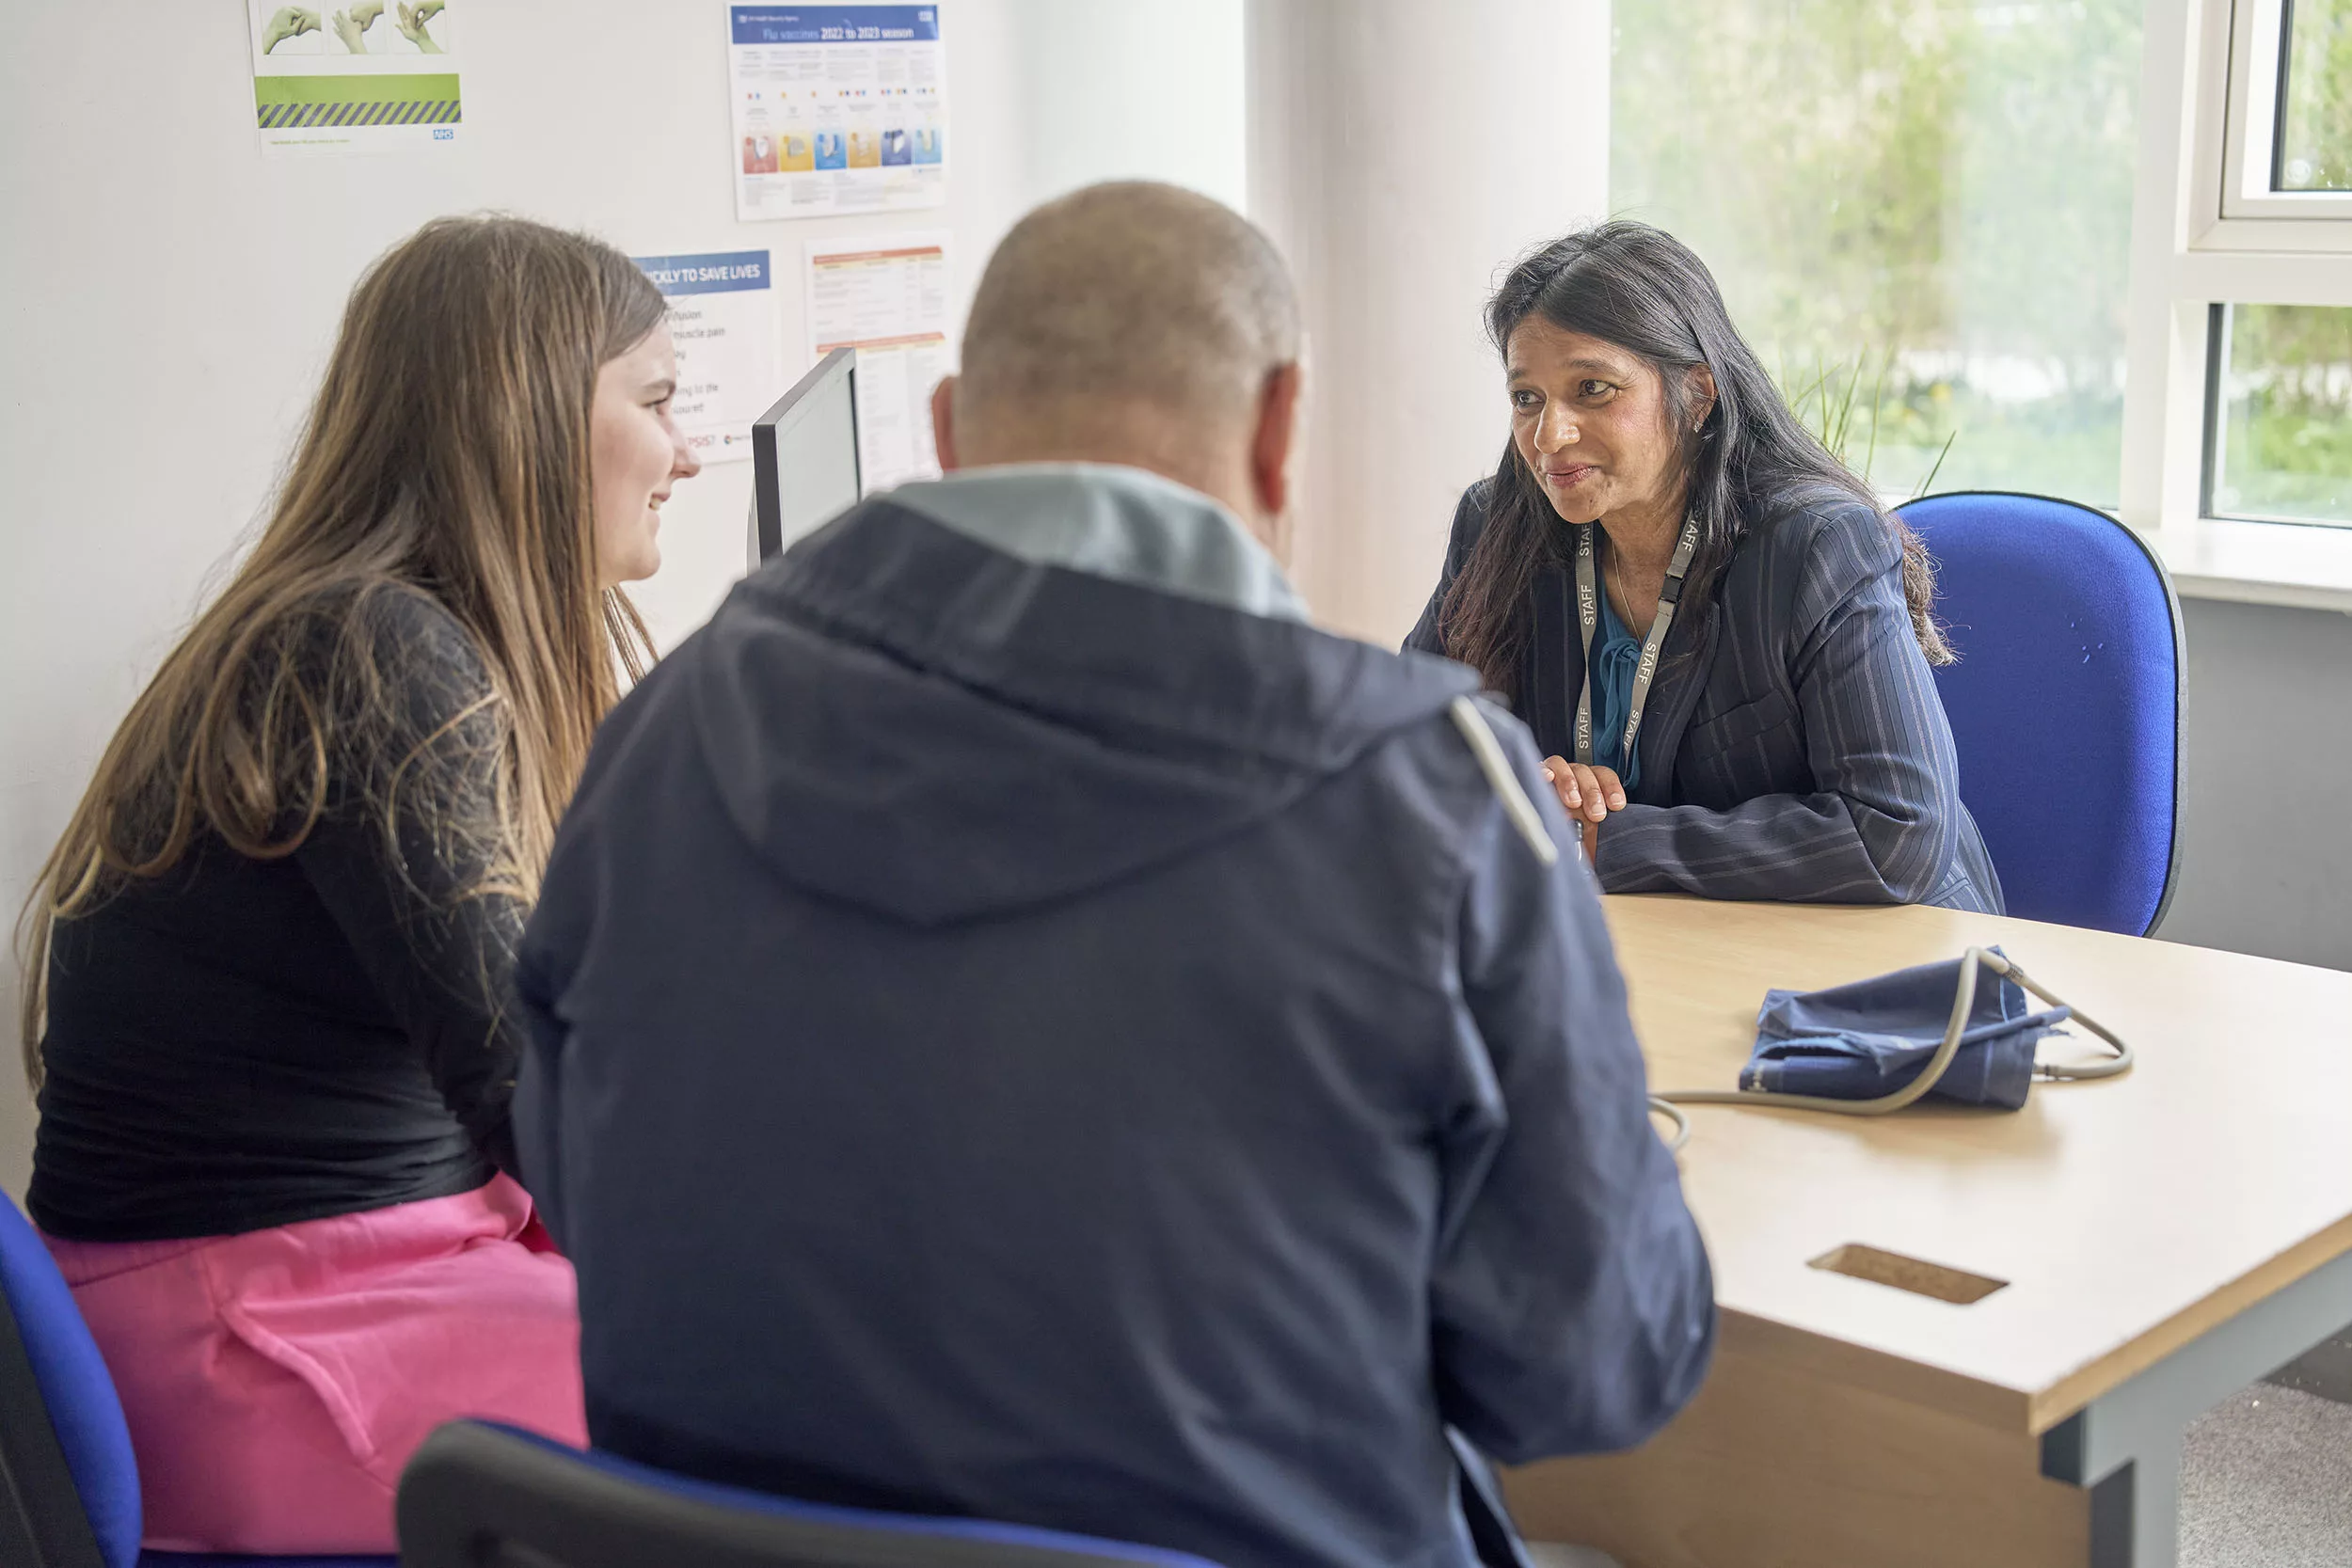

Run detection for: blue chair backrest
[[0, 1192, 142, 1568], [397, 1419, 1225, 1568], [1897, 492, 2183, 935]]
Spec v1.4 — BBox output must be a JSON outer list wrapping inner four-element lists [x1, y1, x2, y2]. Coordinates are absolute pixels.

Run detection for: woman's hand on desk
[[1540, 757, 1625, 862]]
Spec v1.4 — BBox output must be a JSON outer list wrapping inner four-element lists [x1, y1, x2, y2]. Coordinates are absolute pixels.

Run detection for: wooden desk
[[1502, 895, 2352, 1568]]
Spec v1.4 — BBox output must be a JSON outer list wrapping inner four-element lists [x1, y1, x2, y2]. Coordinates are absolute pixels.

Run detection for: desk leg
[[2038, 1247, 2352, 1568], [2070, 1438, 2173, 1568]]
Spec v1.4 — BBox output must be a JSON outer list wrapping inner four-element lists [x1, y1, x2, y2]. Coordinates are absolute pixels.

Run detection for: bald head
[[934, 182, 1306, 541]]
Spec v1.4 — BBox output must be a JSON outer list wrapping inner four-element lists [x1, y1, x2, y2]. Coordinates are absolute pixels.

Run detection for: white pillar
[[2115, 0, 2207, 534], [1247, 0, 1613, 642], [997, 0, 1248, 214]]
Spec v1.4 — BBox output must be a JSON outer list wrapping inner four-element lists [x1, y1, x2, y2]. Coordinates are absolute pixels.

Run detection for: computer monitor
[[748, 347, 862, 569]]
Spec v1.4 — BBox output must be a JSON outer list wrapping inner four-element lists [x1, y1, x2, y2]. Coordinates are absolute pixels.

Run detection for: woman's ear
[[1687, 364, 1720, 434]]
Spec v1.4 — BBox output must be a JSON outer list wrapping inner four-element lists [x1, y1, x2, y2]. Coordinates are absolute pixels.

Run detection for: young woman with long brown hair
[[16, 214, 699, 1554], [1408, 222, 2001, 911]]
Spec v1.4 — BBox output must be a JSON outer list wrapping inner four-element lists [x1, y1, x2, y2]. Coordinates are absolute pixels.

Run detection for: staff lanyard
[[1572, 516, 1701, 770]]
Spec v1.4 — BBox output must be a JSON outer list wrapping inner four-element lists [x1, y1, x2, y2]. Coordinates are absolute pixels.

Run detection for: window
[[2205, 303, 2352, 524], [2220, 0, 2352, 215], [2171, 0, 2352, 538], [1612, 1, 2145, 507], [2278, 0, 2352, 190], [1612, 1, 2352, 546]]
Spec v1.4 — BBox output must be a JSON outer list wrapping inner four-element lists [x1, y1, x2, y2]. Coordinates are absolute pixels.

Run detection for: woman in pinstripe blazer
[[1407, 223, 2002, 912]]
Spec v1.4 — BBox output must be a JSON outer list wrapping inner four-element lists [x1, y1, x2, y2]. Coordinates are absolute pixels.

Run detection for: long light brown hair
[[18, 214, 664, 1086]]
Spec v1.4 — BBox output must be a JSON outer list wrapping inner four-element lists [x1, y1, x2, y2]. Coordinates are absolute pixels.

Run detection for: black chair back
[[396, 1422, 1211, 1568]]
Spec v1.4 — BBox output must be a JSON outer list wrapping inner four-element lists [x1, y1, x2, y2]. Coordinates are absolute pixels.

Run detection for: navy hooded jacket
[[513, 464, 1715, 1568]]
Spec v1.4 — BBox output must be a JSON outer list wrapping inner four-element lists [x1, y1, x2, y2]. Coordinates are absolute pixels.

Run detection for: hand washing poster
[[805, 234, 950, 490], [729, 6, 947, 221], [632, 250, 780, 467], [246, 1, 459, 157]]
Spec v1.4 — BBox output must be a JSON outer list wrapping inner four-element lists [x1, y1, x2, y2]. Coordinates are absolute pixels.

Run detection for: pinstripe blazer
[[1406, 482, 2004, 912]]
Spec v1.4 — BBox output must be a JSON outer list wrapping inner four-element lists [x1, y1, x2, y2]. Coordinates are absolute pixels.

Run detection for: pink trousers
[[44, 1175, 587, 1555]]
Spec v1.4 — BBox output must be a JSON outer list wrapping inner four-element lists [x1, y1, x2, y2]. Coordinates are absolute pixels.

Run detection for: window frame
[[2120, 0, 2352, 540], [2198, 299, 2352, 529], [2214, 0, 2352, 224]]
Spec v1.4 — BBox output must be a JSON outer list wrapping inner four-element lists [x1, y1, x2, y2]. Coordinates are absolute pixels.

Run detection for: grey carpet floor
[[2181, 1383, 2352, 1568]]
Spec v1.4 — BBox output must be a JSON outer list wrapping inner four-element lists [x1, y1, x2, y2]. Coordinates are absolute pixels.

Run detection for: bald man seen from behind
[[512, 182, 1715, 1568]]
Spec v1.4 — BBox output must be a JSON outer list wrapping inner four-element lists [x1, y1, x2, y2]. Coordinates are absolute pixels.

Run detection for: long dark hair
[[1438, 221, 1950, 699]]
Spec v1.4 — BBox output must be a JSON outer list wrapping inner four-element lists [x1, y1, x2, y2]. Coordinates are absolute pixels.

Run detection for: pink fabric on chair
[[43, 1174, 586, 1556]]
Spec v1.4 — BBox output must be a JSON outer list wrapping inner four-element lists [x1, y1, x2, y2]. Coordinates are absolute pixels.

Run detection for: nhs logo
[[433, 127, 454, 141]]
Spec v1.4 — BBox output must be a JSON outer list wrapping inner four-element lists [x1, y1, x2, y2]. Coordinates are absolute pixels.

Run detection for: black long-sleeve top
[[29, 589, 529, 1242]]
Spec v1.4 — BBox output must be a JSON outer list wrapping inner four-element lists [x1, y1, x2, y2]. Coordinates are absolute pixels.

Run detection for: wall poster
[[728, 6, 946, 222], [246, 1, 460, 157], [804, 233, 951, 492], [631, 250, 780, 467]]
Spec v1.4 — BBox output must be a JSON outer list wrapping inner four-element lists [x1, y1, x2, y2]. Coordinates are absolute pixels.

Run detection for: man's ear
[[930, 374, 962, 472], [1249, 361, 1306, 531]]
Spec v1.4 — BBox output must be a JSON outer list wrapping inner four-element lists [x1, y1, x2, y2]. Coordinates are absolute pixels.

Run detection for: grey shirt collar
[[885, 463, 1308, 623]]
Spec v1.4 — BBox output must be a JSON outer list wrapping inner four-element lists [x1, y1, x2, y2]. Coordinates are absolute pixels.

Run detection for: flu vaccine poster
[[728, 6, 947, 221]]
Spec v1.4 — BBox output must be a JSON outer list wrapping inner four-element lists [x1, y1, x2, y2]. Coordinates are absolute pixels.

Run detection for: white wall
[[0, 0, 1244, 1202], [1004, 2, 1246, 213], [2157, 599, 2352, 973], [1247, 0, 1613, 641]]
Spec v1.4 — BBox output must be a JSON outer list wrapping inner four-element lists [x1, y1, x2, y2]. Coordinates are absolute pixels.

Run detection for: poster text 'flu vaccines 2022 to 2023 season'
[[729, 6, 947, 221]]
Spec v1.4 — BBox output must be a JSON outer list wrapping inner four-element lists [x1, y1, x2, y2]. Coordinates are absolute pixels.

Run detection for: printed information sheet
[[804, 234, 951, 492], [246, 1, 460, 157], [729, 6, 946, 221], [632, 250, 781, 467]]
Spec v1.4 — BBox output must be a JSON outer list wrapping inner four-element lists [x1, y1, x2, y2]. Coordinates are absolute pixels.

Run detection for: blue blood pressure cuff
[[1740, 947, 2073, 1111]]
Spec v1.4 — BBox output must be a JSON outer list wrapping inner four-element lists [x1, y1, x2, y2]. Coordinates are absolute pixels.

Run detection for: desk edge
[[2025, 1211, 2352, 1433]]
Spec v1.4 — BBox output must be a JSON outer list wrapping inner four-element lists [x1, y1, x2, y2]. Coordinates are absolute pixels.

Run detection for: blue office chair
[[1897, 491, 2185, 936], [397, 1419, 1225, 1568], [0, 1191, 395, 1568]]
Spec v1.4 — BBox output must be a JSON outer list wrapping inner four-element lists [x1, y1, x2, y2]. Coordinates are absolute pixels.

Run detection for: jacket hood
[[682, 467, 1477, 926]]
